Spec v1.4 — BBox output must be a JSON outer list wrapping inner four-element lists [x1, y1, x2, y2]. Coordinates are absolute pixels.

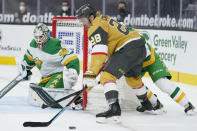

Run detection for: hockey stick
[[23, 85, 88, 127], [0, 74, 21, 99], [41, 88, 85, 109]]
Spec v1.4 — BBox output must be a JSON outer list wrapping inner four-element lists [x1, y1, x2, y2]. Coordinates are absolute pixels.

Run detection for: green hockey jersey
[[23, 38, 79, 79]]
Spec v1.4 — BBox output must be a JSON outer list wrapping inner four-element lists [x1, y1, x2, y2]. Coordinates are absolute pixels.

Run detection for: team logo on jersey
[[59, 48, 70, 56], [34, 57, 43, 70]]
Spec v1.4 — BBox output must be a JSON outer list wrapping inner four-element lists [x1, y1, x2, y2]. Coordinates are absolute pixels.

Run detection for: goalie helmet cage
[[52, 17, 140, 112]]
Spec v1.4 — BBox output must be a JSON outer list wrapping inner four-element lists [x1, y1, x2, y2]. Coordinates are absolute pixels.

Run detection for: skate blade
[[186, 110, 197, 116], [154, 108, 167, 115], [96, 116, 121, 124], [143, 108, 167, 115]]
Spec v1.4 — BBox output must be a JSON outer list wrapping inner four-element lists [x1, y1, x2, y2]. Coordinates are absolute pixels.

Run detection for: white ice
[[0, 65, 197, 131]]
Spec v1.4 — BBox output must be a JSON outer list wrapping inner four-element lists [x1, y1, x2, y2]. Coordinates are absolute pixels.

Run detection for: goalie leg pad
[[28, 83, 62, 108], [28, 87, 45, 107], [28, 83, 83, 110]]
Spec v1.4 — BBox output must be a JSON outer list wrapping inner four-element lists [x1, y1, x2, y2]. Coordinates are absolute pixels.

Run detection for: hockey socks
[[169, 87, 189, 107], [96, 82, 121, 123], [155, 77, 196, 114]]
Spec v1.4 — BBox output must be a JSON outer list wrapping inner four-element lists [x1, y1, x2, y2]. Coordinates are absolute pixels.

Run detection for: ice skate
[[152, 99, 167, 114], [184, 102, 196, 116], [96, 101, 121, 123], [136, 98, 154, 112]]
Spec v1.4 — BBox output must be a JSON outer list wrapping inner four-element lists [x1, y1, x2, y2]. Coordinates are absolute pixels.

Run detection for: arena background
[[0, 0, 197, 86]]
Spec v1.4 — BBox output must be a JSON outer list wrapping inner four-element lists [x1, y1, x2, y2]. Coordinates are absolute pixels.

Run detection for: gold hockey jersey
[[88, 15, 141, 74]]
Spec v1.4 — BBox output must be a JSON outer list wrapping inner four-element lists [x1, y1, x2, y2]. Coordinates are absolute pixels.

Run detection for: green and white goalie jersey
[[23, 38, 79, 83]]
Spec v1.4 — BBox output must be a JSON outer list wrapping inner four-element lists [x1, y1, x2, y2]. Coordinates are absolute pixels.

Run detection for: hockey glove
[[17, 60, 32, 81], [63, 68, 78, 89], [83, 71, 97, 88]]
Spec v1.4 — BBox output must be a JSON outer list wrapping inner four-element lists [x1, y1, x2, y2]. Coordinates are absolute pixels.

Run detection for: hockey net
[[52, 17, 140, 112]]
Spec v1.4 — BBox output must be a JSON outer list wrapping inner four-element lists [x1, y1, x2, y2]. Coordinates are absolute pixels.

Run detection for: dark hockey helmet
[[76, 4, 96, 19]]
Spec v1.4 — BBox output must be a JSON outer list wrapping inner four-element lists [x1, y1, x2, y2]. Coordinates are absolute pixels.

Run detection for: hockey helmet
[[33, 23, 50, 49], [76, 4, 96, 19]]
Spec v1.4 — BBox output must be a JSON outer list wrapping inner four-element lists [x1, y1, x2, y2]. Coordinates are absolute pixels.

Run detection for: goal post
[[52, 17, 88, 109], [52, 17, 140, 112]]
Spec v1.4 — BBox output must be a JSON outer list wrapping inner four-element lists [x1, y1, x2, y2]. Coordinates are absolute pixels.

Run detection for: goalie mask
[[33, 23, 50, 49]]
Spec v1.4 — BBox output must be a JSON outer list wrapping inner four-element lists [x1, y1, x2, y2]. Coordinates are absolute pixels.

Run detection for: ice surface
[[0, 65, 197, 131]]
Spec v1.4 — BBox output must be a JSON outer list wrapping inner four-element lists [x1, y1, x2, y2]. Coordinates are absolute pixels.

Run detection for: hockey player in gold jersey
[[76, 4, 155, 123]]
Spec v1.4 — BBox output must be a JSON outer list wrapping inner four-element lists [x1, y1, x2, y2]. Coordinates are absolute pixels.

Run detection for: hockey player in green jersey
[[128, 27, 196, 115], [17, 23, 81, 109]]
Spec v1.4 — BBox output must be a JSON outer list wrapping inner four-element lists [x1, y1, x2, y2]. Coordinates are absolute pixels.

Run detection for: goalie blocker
[[27, 83, 82, 110]]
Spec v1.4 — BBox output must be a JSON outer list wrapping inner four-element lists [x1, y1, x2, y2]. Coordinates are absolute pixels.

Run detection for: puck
[[69, 126, 76, 130]]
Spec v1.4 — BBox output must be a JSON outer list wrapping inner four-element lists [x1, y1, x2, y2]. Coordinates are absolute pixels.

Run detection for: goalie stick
[[23, 85, 88, 127], [41, 88, 84, 109], [0, 74, 21, 99]]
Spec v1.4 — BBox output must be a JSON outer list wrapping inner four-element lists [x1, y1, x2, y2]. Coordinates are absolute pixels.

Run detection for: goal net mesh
[[52, 17, 140, 112]]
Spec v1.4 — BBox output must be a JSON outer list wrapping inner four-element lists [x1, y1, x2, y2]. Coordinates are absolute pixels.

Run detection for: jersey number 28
[[90, 34, 101, 45]]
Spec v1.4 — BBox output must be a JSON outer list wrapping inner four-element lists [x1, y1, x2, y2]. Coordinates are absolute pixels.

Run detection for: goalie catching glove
[[63, 68, 78, 90], [83, 71, 97, 88], [17, 60, 32, 81]]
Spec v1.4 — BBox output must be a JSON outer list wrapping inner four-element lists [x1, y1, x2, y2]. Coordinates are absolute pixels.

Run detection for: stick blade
[[41, 104, 47, 109], [23, 121, 50, 127]]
